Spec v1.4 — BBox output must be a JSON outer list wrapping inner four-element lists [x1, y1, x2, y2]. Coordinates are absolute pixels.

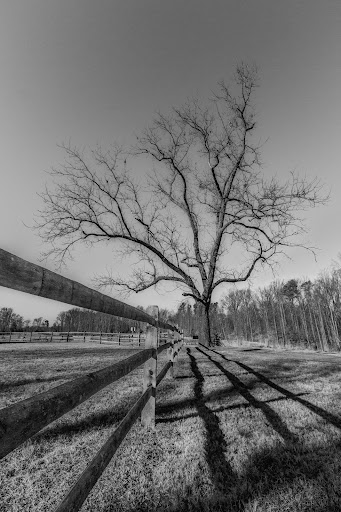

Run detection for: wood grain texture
[[141, 306, 158, 428], [0, 249, 177, 331]]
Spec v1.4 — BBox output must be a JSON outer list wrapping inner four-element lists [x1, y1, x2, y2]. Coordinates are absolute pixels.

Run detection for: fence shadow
[[157, 393, 310, 425], [208, 348, 341, 432], [186, 348, 237, 498], [162, 438, 341, 512], [196, 347, 298, 445]]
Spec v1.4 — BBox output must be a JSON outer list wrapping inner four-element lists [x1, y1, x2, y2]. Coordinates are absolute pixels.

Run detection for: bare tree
[[35, 64, 326, 346]]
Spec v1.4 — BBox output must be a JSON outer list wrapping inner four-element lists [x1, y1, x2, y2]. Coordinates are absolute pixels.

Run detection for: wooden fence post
[[50, 331, 53, 343], [141, 306, 158, 429], [174, 331, 182, 367], [168, 330, 174, 379], [99, 331, 102, 344]]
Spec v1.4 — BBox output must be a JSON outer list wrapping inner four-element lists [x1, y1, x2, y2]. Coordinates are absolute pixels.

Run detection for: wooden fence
[[0, 330, 171, 346], [0, 248, 184, 511]]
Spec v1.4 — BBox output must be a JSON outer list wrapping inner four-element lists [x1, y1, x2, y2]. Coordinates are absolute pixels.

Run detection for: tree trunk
[[264, 306, 270, 347], [300, 303, 310, 348], [271, 300, 280, 347], [308, 305, 317, 347], [234, 312, 239, 345], [329, 305, 340, 349], [279, 301, 287, 347], [248, 308, 254, 342], [318, 304, 327, 351], [199, 305, 211, 347]]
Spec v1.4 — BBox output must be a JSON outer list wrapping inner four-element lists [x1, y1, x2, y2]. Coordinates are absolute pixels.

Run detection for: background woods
[[160, 257, 341, 352]]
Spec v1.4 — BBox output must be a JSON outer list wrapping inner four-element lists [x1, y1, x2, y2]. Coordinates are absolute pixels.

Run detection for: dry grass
[[2, 342, 341, 511]]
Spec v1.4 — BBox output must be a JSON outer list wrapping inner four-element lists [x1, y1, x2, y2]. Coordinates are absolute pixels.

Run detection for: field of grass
[[2, 342, 341, 511]]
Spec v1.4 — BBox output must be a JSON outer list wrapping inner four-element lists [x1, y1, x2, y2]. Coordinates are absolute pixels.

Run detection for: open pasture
[[2, 343, 341, 511]]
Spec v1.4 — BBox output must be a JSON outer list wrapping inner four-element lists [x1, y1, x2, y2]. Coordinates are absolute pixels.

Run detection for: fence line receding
[[0, 248, 184, 511]]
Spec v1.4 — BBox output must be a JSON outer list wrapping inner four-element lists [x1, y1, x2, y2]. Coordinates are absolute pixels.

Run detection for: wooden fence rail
[[0, 330, 171, 346], [0, 348, 153, 458], [0, 248, 176, 331], [55, 386, 153, 512], [0, 248, 184, 511]]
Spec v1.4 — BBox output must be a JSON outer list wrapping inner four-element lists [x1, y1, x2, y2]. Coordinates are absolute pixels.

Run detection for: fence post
[[50, 331, 53, 343], [174, 331, 182, 366], [83, 331, 86, 343], [99, 331, 102, 344], [30, 331, 33, 342], [168, 330, 174, 379], [141, 306, 158, 429], [118, 333, 121, 346]]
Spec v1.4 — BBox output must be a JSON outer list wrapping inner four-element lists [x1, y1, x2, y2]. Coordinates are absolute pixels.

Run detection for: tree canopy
[[36, 64, 326, 345]]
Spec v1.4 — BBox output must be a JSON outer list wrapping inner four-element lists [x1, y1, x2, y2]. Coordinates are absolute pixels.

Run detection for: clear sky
[[1, 0, 340, 323]]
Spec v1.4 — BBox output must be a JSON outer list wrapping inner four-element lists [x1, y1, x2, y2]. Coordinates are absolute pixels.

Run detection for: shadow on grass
[[186, 348, 237, 496], [157, 382, 240, 416], [0, 373, 85, 391], [33, 391, 142, 441], [196, 347, 298, 445], [157, 393, 310, 425], [168, 439, 341, 512], [240, 348, 264, 352], [209, 347, 341, 432], [175, 373, 226, 379]]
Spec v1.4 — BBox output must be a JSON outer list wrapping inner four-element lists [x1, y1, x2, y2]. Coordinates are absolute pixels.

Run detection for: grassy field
[[2, 342, 341, 511]]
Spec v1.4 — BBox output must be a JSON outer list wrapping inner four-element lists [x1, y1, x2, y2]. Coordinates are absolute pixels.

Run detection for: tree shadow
[[209, 348, 341, 432], [157, 393, 310, 425], [196, 347, 298, 444], [186, 348, 237, 497], [175, 373, 226, 379], [240, 348, 263, 352], [165, 439, 341, 512]]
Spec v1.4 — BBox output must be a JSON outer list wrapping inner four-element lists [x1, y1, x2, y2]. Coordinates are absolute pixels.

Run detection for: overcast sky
[[1, 0, 340, 323]]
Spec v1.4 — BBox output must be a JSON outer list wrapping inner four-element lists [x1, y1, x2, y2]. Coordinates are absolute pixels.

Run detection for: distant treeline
[[0, 306, 142, 333], [52, 307, 146, 333], [170, 260, 341, 351]]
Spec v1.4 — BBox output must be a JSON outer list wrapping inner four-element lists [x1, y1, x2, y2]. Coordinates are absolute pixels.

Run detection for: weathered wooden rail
[[0, 248, 184, 511]]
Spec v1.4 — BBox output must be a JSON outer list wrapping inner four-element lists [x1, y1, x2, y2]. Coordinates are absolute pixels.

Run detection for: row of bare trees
[[220, 266, 341, 351], [165, 260, 341, 352], [0, 308, 49, 332], [0, 306, 144, 334], [52, 307, 146, 333]]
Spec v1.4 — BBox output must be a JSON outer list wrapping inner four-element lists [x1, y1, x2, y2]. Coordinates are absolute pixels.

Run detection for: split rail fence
[[0, 248, 184, 511]]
